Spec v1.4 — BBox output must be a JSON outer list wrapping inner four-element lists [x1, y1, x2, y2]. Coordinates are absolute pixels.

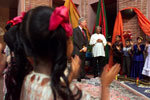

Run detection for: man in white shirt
[[89, 26, 107, 77]]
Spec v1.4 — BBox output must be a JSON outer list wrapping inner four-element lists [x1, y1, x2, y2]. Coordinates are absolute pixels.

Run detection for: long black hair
[[20, 6, 81, 100], [4, 23, 32, 100]]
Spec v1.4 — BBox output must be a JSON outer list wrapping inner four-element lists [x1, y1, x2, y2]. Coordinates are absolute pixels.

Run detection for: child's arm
[[107, 42, 112, 49], [68, 55, 80, 83], [116, 46, 122, 52], [137, 44, 141, 51], [130, 41, 134, 51], [101, 64, 120, 100], [128, 48, 133, 56], [60, 55, 80, 86], [112, 43, 117, 51]]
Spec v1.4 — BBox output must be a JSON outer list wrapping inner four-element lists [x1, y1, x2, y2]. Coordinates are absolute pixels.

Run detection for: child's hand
[[107, 42, 112, 46], [80, 46, 87, 52], [83, 47, 87, 52], [116, 46, 121, 51], [101, 64, 120, 87], [130, 41, 134, 46], [70, 55, 81, 79]]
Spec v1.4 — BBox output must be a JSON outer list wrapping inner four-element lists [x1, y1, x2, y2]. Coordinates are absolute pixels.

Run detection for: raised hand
[[71, 55, 80, 77], [107, 42, 112, 46], [100, 64, 120, 100], [130, 41, 134, 46], [101, 64, 120, 87], [68, 55, 81, 82], [116, 46, 121, 51]]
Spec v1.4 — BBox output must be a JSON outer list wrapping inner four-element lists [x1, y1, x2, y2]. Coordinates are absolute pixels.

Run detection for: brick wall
[[146, 0, 150, 40], [148, 0, 150, 21], [117, 0, 148, 43], [20, 0, 150, 39], [0, 7, 9, 48], [25, 0, 51, 11], [0, 7, 9, 31]]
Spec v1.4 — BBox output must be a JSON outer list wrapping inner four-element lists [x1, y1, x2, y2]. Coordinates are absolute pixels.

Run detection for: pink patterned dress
[[20, 71, 95, 100]]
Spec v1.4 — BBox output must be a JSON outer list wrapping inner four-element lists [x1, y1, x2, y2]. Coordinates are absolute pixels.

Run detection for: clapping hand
[[97, 39, 103, 43], [116, 46, 121, 51], [130, 41, 134, 46], [101, 64, 120, 87], [100, 64, 120, 100], [69, 55, 81, 82], [107, 42, 112, 46]]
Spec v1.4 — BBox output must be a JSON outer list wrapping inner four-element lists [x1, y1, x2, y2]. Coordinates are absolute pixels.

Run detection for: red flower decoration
[[123, 31, 132, 40]]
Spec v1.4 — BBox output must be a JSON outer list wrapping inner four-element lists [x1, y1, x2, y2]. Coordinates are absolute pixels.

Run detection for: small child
[[112, 35, 123, 64], [122, 39, 132, 77], [131, 36, 145, 79], [142, 41, 150, 77]]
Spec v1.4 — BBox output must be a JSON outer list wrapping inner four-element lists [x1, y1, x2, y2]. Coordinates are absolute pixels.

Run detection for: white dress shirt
[[79, 25, 82, 30], [89, 33, 107, 57]]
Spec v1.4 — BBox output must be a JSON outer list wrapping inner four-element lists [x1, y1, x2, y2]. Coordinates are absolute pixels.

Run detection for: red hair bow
[[7, 12, 26, 26], [49, 6, 72, 37]]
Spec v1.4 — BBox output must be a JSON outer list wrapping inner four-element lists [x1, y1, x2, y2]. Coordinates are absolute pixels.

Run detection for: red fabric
[[7, 12, 25, 26], [109, 7, 150, 67], [99, 12, 102, 28], [49, 6, 72, 37], [134, 8, 150, 37], [82, 30, 86, 39], [101, 0, 106, 37]]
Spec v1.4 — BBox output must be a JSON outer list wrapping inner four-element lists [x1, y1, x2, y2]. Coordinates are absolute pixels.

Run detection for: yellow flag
[[64, 0, 90, 40], [64, 0, 80, 28]]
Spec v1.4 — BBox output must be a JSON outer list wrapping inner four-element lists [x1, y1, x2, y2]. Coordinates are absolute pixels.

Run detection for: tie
[[82, 29, 86, 39]]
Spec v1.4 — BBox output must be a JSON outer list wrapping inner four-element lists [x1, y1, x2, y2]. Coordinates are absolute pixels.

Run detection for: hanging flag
[[93, 0, 109, 63], [64, 0, 90, 40]]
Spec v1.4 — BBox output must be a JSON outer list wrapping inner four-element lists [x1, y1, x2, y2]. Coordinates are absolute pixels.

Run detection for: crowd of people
[[0, 6, 121, 100], [89, 25, 150, 81], [109, 35, 150, 80], [0, 5, 149, 100]]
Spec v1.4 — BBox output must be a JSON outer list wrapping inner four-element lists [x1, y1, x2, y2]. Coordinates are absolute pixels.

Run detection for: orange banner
[[109, 7, 150, 66]]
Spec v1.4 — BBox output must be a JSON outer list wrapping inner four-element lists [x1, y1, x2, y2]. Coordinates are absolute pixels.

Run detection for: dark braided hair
[[4, 23, 33, 100], [20, 6, 81, 100]]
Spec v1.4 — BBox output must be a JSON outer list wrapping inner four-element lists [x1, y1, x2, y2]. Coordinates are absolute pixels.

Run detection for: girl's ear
[[27, 57, 34, 66]]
